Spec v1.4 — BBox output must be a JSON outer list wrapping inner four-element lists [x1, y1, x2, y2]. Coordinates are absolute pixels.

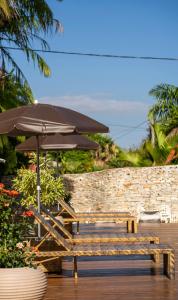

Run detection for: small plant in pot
[[0, 183, 47, 300]]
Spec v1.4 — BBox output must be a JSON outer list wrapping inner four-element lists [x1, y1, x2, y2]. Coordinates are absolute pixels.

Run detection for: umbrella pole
[[36, 135, 41, 238], [56, 152, 60, 211], [56, 152, 59, 177], [44, 151, 47, 168]]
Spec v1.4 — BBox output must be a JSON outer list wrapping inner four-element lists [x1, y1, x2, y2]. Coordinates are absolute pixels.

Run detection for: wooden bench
[[35, 244, 175, 280], [58, 198, 131, 217], [30, 207, 175, 280], [57, 199, 137, 233], [40, 205, 159, 245]]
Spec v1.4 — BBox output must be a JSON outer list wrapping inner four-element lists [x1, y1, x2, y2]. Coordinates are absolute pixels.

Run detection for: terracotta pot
[[0, 267, 47, 300]]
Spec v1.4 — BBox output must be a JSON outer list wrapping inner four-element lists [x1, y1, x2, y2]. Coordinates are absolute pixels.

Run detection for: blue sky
[[12, 0, 178, 148]]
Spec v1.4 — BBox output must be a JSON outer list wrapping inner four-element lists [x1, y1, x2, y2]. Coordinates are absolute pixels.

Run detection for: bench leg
[[127, 220, 132, 233], [73, 256, 78, 279], [76, 222, 80, 234], [132, 220, 137, 233], [151, 253, 160, 264], [150, 241, 160, 264], [163, 252, 175, 279]]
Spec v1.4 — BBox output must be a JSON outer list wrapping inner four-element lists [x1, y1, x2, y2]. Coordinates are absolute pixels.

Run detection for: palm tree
[[0, 0, 62, 88], [149, 83, 178, 122], [144, 124, 178, 165], [0, 73, 35, 174], [118, 124, 178, 167], [148, 83, 178, 146], [165, 128, 178, 164], [90, 134, 119, 168], [0, 72, 34, 111]]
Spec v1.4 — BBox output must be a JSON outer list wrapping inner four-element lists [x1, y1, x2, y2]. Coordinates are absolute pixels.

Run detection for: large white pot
[[0, 267, 47, 300]]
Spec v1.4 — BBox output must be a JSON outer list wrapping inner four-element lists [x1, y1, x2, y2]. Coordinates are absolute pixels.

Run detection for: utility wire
[[107, 123, 147, 129], [1, 46, 178, 62], [113, 120, 148, 140]]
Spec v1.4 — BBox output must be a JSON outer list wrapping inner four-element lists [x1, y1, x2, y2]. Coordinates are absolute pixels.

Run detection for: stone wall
[[63, 165, 178, 222]]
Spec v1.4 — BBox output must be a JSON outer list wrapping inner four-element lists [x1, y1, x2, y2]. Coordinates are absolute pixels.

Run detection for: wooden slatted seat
[[36, 244, 175, 280], [72, 233, 159, 244], [59, 198, 131, 217], [40, 205, 159, 245], [30, 207, 175, 280], [58, 199, 137, 233]]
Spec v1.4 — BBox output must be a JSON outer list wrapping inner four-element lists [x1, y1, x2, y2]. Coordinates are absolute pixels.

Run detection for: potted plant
[[0, 183, 47, 300]]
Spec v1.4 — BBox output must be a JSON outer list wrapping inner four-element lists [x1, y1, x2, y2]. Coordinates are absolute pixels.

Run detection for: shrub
[[13, 168, 65, 207]]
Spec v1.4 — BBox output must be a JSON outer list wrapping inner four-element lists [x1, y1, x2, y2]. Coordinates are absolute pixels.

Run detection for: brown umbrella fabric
[[0, 116, 75, 136], [0, 104, 109, 135], [16, 134, 99, 152]]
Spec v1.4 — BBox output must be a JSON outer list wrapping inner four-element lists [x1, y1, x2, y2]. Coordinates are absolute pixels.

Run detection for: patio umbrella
[[15, 134, 99, 152], [0, 104, 108, 135], [16, 133, 99, 178], [0, 103, 108, 236]]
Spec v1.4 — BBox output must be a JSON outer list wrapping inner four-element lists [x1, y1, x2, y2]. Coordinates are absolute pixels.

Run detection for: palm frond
[[154, 123, 167, 149], [0, 135, 9, 149], [23, 47, 51, 76], [166, 128, 178, 140], [0, 0, 11, 18], [0, 48, 29, 86]]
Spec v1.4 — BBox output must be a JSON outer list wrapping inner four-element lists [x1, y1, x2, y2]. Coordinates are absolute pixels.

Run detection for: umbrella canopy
[[16, 134, 99, 152], [0, 116, 75, 136], [0, 103, 109, 135]]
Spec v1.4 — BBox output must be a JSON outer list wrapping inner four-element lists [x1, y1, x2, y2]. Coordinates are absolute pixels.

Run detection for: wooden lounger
[[58, 198, 131, 217], [31, 207, 175, 279], [40, 205, 160, 245], [36, 244, 175, 280], [58, 199, 137, 233]]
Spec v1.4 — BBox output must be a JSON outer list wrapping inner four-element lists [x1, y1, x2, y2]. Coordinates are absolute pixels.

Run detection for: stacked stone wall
[[63, 165, 178, 222]]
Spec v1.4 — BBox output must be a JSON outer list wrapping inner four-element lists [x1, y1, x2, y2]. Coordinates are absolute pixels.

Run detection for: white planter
[[0, 267, 47, 300]]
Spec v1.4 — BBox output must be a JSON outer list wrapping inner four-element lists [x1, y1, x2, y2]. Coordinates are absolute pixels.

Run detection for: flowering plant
[[0, 183, 36, 268]]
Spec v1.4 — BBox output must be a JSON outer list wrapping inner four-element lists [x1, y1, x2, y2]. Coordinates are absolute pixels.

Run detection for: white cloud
[[39, 94, 149, 114]]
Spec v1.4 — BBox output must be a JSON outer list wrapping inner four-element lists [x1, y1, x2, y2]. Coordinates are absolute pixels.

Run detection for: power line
[[113, 120, 148, 140], [107, 123, 147, 129], [1, 46, 178, 62]]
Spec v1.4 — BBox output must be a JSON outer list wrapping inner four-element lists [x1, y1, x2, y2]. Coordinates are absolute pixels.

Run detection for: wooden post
[[150, 241, 160, 264], [73, 256, 78, 279], [127, 220, 132, 233], [163, 252, 175, 279], [76, 222, 80, 234], [132, 220, 137, 233]]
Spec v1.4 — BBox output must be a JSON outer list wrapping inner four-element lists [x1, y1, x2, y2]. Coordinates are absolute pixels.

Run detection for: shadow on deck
[[45, 223, 178, 300]]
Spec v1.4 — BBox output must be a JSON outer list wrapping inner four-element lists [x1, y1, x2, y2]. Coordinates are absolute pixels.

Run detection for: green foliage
[[116, 149, 152, 167], [119, 123, 178, 167], [148, 83, 178, 132], [107, 156, 133, 168], [0, 0, 62, 88], [0, 184, 35, 268], [60, 150, 94, 174], [0, 74, 34, 112], [13, 167, 65, 207], [48, 134, 121, 174], [0, 145, 17, 175], [89, 134, 120, 169], [0, 75, 34, 175], [119, 82, 178, 167]]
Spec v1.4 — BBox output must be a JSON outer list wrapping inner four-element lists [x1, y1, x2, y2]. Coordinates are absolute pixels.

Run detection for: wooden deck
[[44, 222, 178, 300]]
